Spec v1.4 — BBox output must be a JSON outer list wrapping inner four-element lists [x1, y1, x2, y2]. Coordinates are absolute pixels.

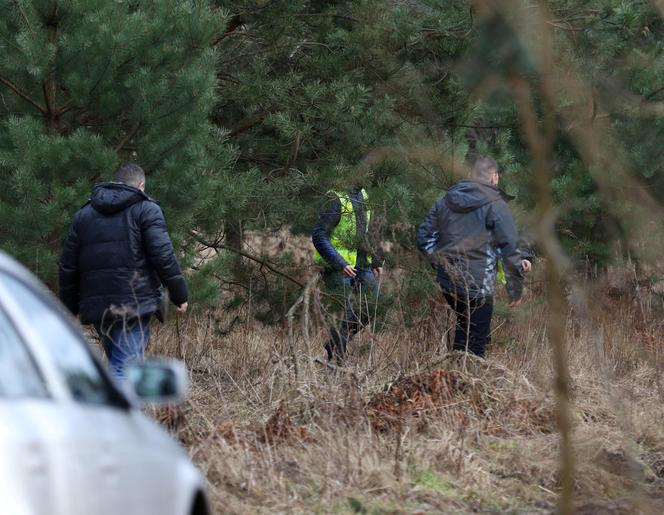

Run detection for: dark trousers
[[443, 291, 493, 357], [323, 268, 378, 364]]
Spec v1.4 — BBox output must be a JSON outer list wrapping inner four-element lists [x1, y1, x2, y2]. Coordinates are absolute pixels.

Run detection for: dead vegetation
[[144, 278, 664, 514], [367, 363, 555, 436]]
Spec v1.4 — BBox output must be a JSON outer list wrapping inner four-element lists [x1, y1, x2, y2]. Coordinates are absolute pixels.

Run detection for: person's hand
[[522, 259, 532, 273], [342, 265, 357, 278], [176, 302, 188, 314], [373, 267, 383, 279], [508, 297, 523, 308]]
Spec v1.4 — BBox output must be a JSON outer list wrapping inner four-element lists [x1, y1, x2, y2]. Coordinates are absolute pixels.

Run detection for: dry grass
[[147, 279, 664, 514]]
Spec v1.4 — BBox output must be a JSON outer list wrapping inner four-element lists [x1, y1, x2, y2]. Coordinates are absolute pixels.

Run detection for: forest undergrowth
[[146, 274, 664, 514]]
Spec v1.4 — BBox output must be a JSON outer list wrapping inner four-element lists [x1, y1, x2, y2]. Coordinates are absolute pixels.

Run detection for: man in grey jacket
[[416, 156, 526, 357]]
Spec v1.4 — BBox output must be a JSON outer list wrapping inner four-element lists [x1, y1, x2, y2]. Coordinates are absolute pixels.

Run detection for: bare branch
[[191, 231, 304, 288]]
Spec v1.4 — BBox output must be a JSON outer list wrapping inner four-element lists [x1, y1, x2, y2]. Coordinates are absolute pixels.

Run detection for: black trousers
[[443, 291, 494, 357], [323, 268, 378, 364]]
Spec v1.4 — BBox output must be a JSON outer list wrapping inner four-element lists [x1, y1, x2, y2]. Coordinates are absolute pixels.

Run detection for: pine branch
[[213, 15, 243, 46], [148, 135, 189, 170], [445, 123, 513, 129], [0, 76, 46, 113], [114, 123, 141, 152], [42, 0, 60, 134], [14, 1, 33, 30], [294, 13, 359, 23], [88, 52, 114, 98], [42, 80, 55, 115], [283, 132, 301, 173], [228, 114, 266, 139], [58, 100, 76, 115], [644, 85, 664, 101]]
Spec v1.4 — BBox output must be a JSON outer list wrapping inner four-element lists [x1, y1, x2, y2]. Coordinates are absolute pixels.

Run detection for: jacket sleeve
[[416, 200, 441, 263], [312, 194, 348, 270], [58, 213, 81, 316], [518, 237, 534, 261], [487, 200, 524, 301], [140, 202, 188, 306]]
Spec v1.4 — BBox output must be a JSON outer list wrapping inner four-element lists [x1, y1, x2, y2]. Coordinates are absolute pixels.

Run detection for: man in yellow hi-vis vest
[[312, 186, 383, 364]]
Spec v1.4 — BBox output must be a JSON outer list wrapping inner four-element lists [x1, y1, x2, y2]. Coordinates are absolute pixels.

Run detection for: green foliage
[[4, 0, 664, 312], [454, 0, 664, 266], [204, 0, 481, 313], [213, 0, 401, 231], [0, 0, 235, 284], [412, 468, 455, 494]]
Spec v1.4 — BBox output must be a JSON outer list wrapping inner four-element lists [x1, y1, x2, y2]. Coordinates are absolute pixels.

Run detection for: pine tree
[[5, 0, 659, 309], [462, 0, 664, 267], [0, 0, 235, 291], [206, 0, 480, 317]]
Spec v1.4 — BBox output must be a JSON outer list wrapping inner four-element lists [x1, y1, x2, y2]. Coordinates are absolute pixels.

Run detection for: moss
[[348, 497, 369, 513], [412, 468, 455, 494]]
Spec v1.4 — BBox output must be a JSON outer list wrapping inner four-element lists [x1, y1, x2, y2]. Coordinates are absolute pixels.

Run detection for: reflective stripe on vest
[[314, 189, 370, 267]]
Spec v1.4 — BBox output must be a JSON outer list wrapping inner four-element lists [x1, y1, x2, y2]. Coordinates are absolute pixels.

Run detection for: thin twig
[[191, 230, 305, 288]]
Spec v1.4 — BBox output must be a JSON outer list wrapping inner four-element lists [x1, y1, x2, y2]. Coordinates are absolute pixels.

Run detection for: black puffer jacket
[[416, 180, 524, 301], [59, 182, 188, 324]]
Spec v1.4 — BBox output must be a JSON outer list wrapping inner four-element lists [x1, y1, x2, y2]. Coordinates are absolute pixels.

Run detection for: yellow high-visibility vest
[[314, 189, 370, 267], [496, 261, 507, 285]]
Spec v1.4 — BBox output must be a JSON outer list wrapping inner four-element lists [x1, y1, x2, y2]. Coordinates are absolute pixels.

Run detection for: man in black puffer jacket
[[417, 156, 526, 357], [59, 163, 188, 380]]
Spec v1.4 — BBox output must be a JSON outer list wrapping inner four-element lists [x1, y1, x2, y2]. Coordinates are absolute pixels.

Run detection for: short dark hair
[[114, 163, 145, 188], [471, 156, 499, 181]]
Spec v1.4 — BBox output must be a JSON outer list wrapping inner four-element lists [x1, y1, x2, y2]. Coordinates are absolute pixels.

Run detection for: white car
[[0, 251, 211, 515]]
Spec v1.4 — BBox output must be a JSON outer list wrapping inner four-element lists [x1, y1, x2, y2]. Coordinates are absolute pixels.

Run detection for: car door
[[102, 403, 187, 515], [0, 301, 60, 515], [0, 269, 184, 515], [0, 271, 136, 515]]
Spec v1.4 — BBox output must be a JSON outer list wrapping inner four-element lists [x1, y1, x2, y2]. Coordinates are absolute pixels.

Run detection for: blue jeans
[[95, 315, 151, 382], [323, 268, 378, 363]]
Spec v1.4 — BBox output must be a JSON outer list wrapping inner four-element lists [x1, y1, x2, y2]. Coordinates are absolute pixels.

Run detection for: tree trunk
[[225, 220, 246, 280]]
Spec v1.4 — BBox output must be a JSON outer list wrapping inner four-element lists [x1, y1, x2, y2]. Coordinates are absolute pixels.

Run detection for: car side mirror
[[125, 359, 188, 406]]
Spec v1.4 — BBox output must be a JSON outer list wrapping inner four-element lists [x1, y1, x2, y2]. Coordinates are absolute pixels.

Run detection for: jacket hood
[[90, 182, 147, 215], [444, 180, 503, 213]]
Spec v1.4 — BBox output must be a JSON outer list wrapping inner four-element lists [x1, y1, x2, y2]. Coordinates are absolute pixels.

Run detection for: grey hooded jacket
[[416, 180, 524, 301]]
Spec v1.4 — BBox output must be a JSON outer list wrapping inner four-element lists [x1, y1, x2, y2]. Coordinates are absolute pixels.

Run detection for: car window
[[0, 306, 49, 399], [0, 274, 125, 407]]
